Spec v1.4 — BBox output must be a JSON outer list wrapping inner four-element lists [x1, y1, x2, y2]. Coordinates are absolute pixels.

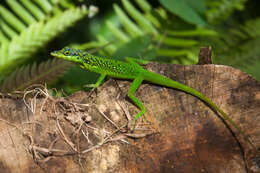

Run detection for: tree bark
[[0, 63, 259, 173]]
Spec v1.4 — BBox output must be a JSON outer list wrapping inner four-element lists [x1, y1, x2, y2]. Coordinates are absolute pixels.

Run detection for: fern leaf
[[206, 0, 247, 23], [213, 18, 260, 80], [0, 5, 26, 32], [88, 0, 216, 64], [0, 6, 88, 76], [1, 20, 18, 38], [106, 21, 130, 43], [159, 36, 198, 47], [122, 0, 158, 35], [243, 18, 260, 37], [135, 0, 161, 28], [135, 0, 151, 12], [21, 0, 45, 20], [113, 4, 143, 37], [0, 58, 73, 92], [34, 0, 53, 13], [6, 0, 37, 25], [96, 35, 117, 54], [0, 30, 9, 44], [167, 28, 217, 37]]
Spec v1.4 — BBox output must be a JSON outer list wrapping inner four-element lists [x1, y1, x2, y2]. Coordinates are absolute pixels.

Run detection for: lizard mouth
[[51, 51, 69, 60], [50, 51, 59, 56]]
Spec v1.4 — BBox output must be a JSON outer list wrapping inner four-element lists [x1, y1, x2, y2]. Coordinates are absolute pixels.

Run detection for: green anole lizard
[[51, 47, 254, 148]]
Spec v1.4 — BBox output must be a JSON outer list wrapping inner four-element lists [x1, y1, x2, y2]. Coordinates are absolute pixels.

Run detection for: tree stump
[[0, 63, 259, 173]]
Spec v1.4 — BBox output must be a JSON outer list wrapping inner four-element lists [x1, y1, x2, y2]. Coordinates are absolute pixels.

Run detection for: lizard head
[[51, 47, 84, 65]]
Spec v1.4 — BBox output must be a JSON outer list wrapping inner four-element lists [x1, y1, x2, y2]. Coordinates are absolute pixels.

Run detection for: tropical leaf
[[159, 0, 207, 25]]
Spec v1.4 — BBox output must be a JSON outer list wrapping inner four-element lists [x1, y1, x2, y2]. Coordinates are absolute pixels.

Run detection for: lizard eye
[[64, 51, 70, 55]]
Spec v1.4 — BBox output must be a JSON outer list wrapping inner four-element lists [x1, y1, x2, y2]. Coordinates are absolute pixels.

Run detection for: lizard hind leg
[[127, 76, 146, 120]]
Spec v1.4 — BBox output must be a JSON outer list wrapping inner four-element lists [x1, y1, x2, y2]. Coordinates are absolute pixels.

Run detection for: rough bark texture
[[0, 63, 259, 173], [198, 47, 213, 65]]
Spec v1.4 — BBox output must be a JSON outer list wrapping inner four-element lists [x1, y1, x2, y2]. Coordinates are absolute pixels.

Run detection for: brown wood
[[198, 47, 213, 65], [0, 64, 259, 173]]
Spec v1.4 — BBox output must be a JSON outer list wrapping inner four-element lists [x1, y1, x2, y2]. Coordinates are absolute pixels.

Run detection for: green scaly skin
[[51, 47, 254, 148]]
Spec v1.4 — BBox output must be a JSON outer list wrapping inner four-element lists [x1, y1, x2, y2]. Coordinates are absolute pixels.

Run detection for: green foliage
[[0, 59, 73, 92], [83, 0, 216, 65], [112, 35, 154, 60], [213, 18, 260, 80], [0, 0, 92, 92], [206, 0, 247, 24], [0, 1, 88, 76], [159, 0, 207, 25]]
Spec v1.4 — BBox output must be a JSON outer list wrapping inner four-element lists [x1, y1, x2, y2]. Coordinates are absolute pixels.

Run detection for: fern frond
[[243, 18, 260, 37], [106, 20, 130, 43], [0, 4, 26, 32], [0, 30, 9, 44], [21, 0, 45, 20], [88, 0, 216, 64], [6, 0, 37, 25], [34, 0, 53, 13], [206, 0, 247, 24], [213, 18, 260, 80], [96, 35, 117, 54], [122, 0, 158, 35], [0, 58, 73, 92], [0, 6, 88, 76], [135, 0, 161, 28], [113, 4, 143, 37]]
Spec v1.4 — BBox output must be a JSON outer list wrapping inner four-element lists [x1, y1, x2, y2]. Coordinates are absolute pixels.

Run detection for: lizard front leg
[[85, 74, 106, 88]]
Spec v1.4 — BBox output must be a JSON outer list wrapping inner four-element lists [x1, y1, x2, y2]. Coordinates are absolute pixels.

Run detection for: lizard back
[[51, 47, 144, 79], [82, 53, 143, 79]]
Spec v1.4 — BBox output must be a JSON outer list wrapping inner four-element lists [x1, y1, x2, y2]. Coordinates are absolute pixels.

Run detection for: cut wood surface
[[0, 63, 259, 173]]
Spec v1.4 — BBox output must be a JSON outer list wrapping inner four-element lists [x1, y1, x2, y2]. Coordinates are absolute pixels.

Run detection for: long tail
[[143, 70, 255, 148]]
